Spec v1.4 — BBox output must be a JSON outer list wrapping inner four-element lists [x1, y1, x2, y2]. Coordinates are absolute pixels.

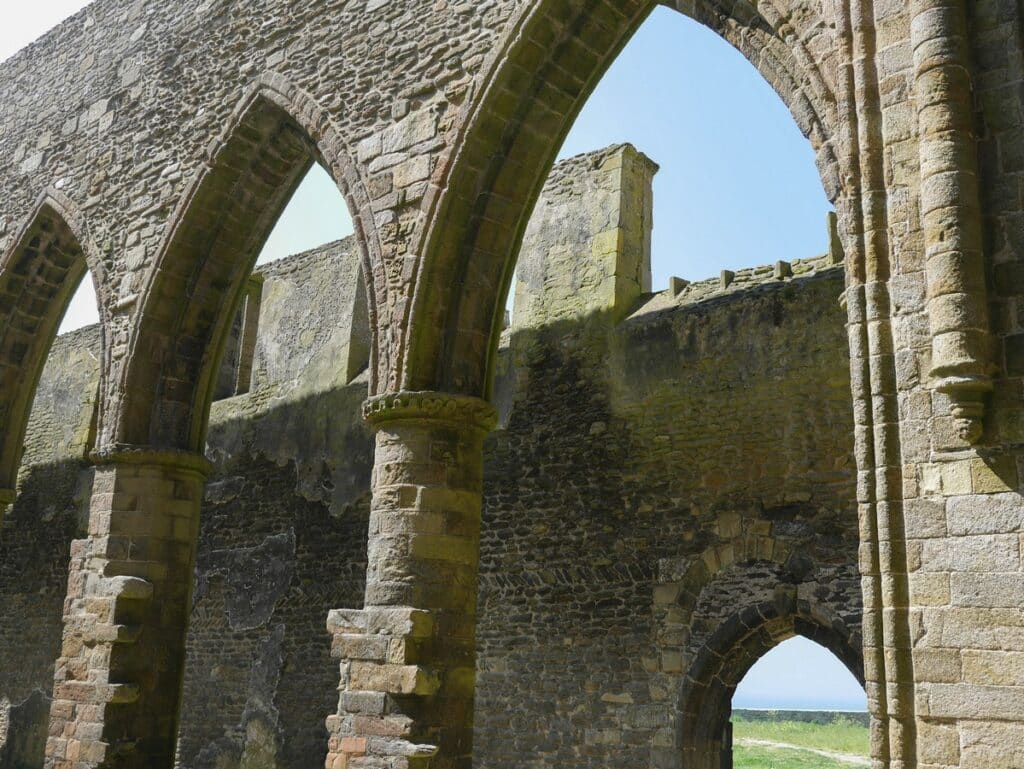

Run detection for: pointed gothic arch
[[0, 190, 106, 503], [678, 598, 864, 769], [112, 74, 381, 452], [398, 0, 846, 396]]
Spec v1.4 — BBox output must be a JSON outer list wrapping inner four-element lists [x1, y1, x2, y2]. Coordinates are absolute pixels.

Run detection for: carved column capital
[[363, 390, 498, 434], [89, 444, 214, 477]]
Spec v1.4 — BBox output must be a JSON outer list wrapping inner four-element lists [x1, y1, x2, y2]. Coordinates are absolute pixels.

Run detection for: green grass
[[732, 716, 870, 756], [734, 744, 853, 769]]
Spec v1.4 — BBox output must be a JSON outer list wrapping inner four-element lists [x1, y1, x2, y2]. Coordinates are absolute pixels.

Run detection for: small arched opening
[[679, 603, 865, 769]]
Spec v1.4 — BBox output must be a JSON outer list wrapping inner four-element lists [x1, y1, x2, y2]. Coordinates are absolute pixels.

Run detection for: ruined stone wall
[[4, 1, 1024, 767], [4, 0, 1024, 766], [0, 147, 858, 769], [478, 255, 861, 763], [0, 326, 99, 769], [478, 147, 859, 768], [174, 243, 375, 769], [0, 243, 376, 769]]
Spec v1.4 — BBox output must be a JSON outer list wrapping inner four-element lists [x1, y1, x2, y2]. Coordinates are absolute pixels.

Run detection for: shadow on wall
[[177, 381, 374, 769], [0, 278, 859, 769], [0, 689, 51, 769], [0, 383, 374, 769], [477, 255, 860, 769], [0, 457, 92, 769], [0, 144, 858, 769]]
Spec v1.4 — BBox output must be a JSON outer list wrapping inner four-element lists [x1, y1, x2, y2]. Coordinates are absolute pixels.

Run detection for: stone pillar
[[45, 448, 210, 769], [325, 392, 497, 769]]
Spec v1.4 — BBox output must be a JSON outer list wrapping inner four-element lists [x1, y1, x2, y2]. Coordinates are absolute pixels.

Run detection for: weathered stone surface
[[2, 147, 860, 769], [0, 0, 1023, 763]]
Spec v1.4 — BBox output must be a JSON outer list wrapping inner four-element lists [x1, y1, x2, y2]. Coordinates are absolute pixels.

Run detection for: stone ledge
[[89, 445, 214, 476], [346, 662, 440, 697]]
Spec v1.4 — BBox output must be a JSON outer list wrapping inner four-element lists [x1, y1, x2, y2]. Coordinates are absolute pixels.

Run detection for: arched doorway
[[173, 152, 371, 769], [401, 0, 844, 396], [729, 637, 868, 768], [42, 76, 383, 769], [349, 2, 886, 768], [679, 603, 864, 769], [0, 192, 106, 507]]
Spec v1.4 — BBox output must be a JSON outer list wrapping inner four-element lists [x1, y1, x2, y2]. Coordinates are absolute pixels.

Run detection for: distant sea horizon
[[734, 706, 870, 713], [733, 698, 868, 712]]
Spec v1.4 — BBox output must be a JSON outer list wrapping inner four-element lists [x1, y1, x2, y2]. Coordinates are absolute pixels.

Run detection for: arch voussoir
[[112, 74, 381, 453], [0, 189, 106, 503], [400, 0, 843, 400]]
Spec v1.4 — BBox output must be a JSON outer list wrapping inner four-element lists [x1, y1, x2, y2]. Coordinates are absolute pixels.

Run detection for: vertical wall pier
[[913, 0, 993, 443], [45, 448, 210, 769], [325, 392, 496, 769], [510, 144, 657, 331]]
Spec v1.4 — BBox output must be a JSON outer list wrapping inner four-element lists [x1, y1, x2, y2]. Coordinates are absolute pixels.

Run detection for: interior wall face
[[0, 328, 98, 769], [477, 148, 859, 769]]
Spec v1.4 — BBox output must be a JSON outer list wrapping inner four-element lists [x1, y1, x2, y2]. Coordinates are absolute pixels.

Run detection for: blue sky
[[19, 3, 856, 712], [734, 636, 866, 711]]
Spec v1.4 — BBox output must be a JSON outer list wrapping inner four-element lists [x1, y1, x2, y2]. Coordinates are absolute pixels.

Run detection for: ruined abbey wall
[[5, 0, 1024, 764], [0, 146, 859, 768]]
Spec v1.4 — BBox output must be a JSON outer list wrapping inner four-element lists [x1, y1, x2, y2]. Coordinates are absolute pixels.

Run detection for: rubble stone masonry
[[2, 1, 1024, 766]]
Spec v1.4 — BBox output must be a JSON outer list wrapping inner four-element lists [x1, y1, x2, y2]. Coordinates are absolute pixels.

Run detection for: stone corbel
[[0, 487, 14, 521], [913, 0, 993, 444]]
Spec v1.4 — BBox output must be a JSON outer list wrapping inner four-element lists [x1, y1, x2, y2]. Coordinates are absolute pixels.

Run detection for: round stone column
[[325, 392, 497, 769], [45, 447, 211, 769]]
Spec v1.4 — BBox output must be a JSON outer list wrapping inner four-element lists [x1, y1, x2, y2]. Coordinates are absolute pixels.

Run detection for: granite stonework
[[0, 147, 859, 769], [2, 1, 1024, 766]]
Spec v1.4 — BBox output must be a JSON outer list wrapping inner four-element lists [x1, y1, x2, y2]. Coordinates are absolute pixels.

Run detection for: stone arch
[[658, 516, 794, 620], [653, 521, 863, 767], [677, 597, 863, 769], [112, 74, 381, 452], [400, 0, 845, 396], [0, 189, 106, 500]]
